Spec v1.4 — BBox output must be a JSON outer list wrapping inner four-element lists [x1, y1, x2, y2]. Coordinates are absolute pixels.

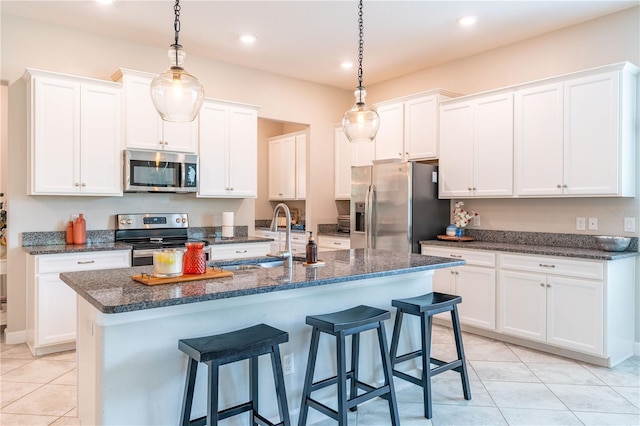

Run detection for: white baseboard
[[3, 328, 26, 345]]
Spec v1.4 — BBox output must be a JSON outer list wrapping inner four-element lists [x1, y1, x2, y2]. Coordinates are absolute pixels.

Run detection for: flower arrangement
[[452, 201, 477, 228]]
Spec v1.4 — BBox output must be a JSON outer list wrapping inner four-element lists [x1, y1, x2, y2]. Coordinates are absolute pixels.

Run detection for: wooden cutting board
[[436, 235, 475, 242], [132, 267, 233, 286]]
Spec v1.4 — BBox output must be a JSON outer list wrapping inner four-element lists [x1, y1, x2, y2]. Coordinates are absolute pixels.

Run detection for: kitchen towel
[[222, 212, 234, 238]]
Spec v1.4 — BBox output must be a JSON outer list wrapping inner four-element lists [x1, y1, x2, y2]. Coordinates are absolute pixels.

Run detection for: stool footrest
[[254, 411, 285, 426], [392, 349, 422, 365], [308, 370, 356, 393], [219, 401, 252, 421], [430, 358, 463, 377]]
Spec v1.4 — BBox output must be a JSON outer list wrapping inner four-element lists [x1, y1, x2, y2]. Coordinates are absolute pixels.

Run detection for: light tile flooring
[[1, 325, 639, 426]]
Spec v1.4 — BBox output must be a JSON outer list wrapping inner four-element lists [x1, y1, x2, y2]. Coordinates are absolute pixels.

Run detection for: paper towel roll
[[222, 212, 234, 238]]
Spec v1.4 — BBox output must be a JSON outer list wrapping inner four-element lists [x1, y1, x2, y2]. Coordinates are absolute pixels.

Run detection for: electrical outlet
[[473, 215, 480, 227], [283, 354, 294, 375], [624, 217, 636, 233], [576, 217, 586, 231], [588, 217, 598, 230]]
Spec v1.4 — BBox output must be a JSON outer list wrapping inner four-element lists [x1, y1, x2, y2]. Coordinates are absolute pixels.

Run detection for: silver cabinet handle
[[546, 284, 551, 288], [333, 242, 342, 245], [235, 249, 248, 253], [540, 283, 545, 287], [539, 263, 556, 268], [449, 254, 463, 258], [77, 260, 95, 265]]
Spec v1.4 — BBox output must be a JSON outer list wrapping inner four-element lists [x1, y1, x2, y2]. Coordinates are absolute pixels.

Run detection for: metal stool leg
[[421, 312, 434, 419], [389, 310, 404, 368], [377, 321, 400, 426], [336, 331, 348, 426], [250, 356, 259, 426], [349, 331, 360, 411], [451, 305, 472, 401], [180, 358, 198, 426], [206, 360, 221, 426], [298, 327, 321, 426]]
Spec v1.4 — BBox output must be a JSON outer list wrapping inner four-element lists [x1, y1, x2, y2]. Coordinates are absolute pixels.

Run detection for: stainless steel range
[[115, 213, 209, 266]]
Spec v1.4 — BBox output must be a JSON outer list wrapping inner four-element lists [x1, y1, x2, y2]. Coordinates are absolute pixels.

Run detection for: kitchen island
[[60, 248, 463, 426]]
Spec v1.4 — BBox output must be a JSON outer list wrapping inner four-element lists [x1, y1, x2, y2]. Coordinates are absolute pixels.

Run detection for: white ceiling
[[2, 1, 638, 89]]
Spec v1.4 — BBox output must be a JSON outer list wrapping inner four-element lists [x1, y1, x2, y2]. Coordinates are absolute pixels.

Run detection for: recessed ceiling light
[[341, 61, 353, 70], [239, 34, 257, 45], [457, 16, 477, 27]]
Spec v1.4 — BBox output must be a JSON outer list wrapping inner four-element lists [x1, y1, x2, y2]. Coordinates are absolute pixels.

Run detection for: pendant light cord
[[173, 0, 181, 46], [357, 0, 364, 91]]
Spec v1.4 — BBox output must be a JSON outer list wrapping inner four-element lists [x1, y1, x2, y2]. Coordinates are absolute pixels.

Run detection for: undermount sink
[[221, 260, 285, 271]]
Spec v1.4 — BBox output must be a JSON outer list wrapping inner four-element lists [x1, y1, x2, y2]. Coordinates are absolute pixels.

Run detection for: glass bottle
[[183, 242, 206, 274], [306, 232, 318, 264]]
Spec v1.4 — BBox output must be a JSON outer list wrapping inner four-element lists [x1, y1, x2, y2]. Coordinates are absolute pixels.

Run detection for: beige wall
[[2, 6, 639, 345]]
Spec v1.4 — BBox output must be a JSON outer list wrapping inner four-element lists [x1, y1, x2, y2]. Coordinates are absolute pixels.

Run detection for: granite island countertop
[[22, 242, 133, 256], [60, 248, 464, 314]]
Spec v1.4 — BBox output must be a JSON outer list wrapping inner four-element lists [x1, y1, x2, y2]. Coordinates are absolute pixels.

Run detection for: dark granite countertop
[[317, 232, 351, 239], [420, 240, 637, 261], [59, 248, 464, 314], [22, 242, 133, 256], [206, 236, 274, 245]]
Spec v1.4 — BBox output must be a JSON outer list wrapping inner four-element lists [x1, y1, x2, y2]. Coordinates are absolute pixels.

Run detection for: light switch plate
[[588, 217, 598, 230], [624, 217, 636, 232], [576, 217, 586, 231]]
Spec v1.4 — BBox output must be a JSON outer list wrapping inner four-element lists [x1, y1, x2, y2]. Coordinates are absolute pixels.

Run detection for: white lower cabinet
[[253, 230, 281, 254], [210, 242, 270, 261], [27, 250, 130, 355], [421, 246, 496, 330], [317, 235, 351, 252], [289, 233, 307, 256]]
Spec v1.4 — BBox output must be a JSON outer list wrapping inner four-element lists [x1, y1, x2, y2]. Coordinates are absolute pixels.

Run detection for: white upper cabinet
[[25, 69, 122, 196], [334, 126, 374, 200], [374, 90, 458, 162], [198, 99, 258, 198], [268, 131, 306, 200], [515, 63, 638, 197], [112, 69, 198, 153], [439, 92, 514, 198]]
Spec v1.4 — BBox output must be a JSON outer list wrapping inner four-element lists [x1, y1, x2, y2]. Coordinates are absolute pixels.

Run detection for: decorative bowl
[[595, 236, 631, 252]]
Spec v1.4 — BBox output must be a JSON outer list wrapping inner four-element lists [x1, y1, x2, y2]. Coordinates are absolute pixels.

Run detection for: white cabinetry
[[289, 233, 307, 256], [374, 90, 458, 162], [26, 250, 130, 355], [439, 92, 514, 198], [25, 69, 122, 196], [198, 99, 258, 198], [112, 69, 198, 153], [334, 126, 374, 199], [498, 253, 635, 363], [210, 242, 270, 261], [515, 63, 637, 197], [317, 235, 351, 252], [268, 131, 306, 200], [254, 230, 281, 254], [421, 246, 496, 330]]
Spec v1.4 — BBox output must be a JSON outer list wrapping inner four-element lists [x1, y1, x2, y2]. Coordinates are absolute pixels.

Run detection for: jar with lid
[[183, 242, 206, 274]]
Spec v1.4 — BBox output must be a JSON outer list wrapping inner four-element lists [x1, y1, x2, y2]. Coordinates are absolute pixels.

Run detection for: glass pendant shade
[[150, 45, 204, 122], [342, 87, 380, 143]]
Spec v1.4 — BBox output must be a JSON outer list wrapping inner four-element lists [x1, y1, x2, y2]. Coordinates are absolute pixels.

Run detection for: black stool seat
[[390, 292, 471, 419], [179, 323, 291, 426], [298, 305, 399, 426]]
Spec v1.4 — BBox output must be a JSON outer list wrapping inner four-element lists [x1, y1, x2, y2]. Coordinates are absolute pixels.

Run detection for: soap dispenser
[[306, 231, 318, 264]]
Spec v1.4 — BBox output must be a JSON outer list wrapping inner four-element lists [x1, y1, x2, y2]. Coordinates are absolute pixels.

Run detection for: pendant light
[[150, 0, 204, 122], [342, 0, 379, 144]]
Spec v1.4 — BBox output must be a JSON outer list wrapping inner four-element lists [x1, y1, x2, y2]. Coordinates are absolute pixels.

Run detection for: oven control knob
[[127, 219, 133, 224], [175, 218, 180, 224], [119, 219, 126, 225], [182, 218, 187, 223]]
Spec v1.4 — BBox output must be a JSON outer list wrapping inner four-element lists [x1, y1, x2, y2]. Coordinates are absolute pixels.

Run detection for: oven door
[[132, 247, 209, 267], [124, 149, 198, 193]]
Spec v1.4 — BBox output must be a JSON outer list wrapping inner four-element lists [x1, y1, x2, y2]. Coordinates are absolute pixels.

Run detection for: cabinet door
[[564, 72, 620, 195], [228, 106, 257, 197], [198, 101, 229, 196], [334, 127, 352, 199], [210, 242, 270, 260], [546, 275, 603, 355], [37, 273, 77, 346], [32, 77, 81, 194], [121, 72, 163, 150], [162, 120, 198, 153], [499, 270, 546, 342], [473, 93, 513, 197], [268, 137, 296, 200], [457, 265, 496, 330], [80, 84, 122, 195], [296, 135, 307, 199], [374, 103, 404, 161], [439, 102, 474, 198], [515, 83, 564, 196], [404, 96, 438, 160], [353, 139, 374, 166]]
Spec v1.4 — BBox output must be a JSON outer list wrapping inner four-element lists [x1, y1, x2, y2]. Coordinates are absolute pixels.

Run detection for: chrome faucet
[[270, 203, 293, 267]]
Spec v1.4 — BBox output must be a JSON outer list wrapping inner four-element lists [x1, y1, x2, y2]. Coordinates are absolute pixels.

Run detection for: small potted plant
[[452, 202, 477, 238]]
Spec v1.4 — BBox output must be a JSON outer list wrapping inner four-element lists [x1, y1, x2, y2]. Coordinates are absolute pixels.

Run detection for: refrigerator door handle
[[365, 184, 374, 249]]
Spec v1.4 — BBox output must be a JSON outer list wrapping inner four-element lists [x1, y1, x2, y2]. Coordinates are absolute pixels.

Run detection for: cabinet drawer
[[36, 251, 131, 274], [210, 242, 270, 260], [254, 230, 280, 242], [422, 246, 496, 267], [499, 253, 603, 280], [318, 236, 351, 250]]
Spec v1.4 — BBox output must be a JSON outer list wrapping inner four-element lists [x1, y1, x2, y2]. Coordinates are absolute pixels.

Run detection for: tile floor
[[1, 325, 639, 425]]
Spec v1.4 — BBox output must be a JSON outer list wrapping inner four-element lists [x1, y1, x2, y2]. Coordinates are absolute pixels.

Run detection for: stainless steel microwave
[[124, 149, 198, 193]]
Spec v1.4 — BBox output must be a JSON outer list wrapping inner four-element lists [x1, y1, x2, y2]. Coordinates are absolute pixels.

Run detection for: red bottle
[[73, 213, 86, 245], [65, 220, 74, 244], [183, 242, 206, 274]]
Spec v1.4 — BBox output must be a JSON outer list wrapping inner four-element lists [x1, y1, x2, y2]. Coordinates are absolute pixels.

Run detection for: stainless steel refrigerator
[[350, 162, 450, 254]]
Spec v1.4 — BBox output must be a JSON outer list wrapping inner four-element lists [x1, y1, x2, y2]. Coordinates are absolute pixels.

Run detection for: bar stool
[[298, 305, 399, 426], [178, 323, 291, 426], [389, 292, 471, 419]]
